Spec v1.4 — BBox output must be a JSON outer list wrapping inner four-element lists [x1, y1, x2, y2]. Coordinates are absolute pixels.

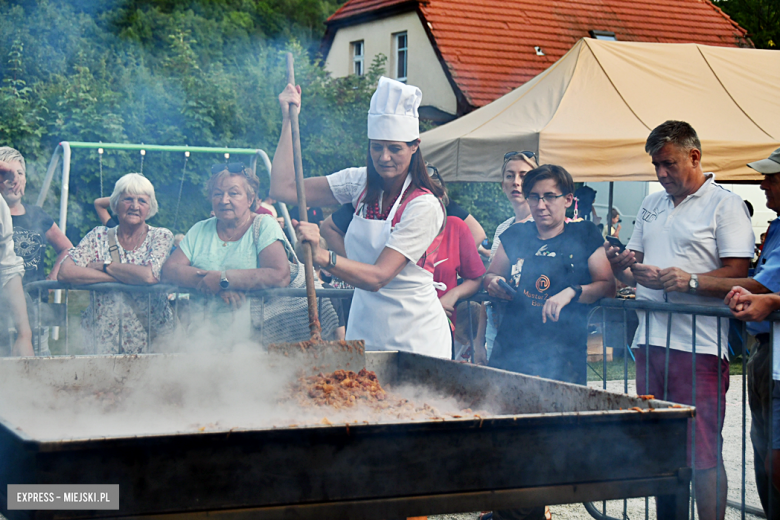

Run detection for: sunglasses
[[503, 151, 536, 163], [211, 162, 247, 175], [426, 164, 439, 177]]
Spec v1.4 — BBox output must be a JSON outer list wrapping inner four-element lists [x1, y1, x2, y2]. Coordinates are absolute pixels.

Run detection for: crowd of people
[[1, 76, 780, 519]]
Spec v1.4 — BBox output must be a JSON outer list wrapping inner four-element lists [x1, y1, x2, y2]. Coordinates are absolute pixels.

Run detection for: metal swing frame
[[36, 141, 296, 245]]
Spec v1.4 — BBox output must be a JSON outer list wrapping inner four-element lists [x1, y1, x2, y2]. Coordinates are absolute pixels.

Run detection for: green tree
[[714, 0, 779, 49]]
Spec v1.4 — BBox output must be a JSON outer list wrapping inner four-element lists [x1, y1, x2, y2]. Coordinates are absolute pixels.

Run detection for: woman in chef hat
[[270, 77, 451, 358]]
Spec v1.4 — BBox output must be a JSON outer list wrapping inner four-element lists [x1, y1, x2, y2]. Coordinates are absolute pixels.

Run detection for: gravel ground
[[434, 375, 765, 520]]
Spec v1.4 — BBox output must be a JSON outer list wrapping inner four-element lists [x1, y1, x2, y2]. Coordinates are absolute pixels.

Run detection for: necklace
[[365, 185, 412, 220], [218, 216, 251, 246], [118, 225, 148, 251]]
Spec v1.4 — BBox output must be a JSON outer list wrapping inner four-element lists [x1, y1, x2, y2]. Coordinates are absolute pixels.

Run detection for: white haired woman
[[58, 173, 174, 354]]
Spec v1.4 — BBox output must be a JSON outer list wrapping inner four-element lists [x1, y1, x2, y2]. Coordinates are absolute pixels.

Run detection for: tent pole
[[606, 182, 614, 237]]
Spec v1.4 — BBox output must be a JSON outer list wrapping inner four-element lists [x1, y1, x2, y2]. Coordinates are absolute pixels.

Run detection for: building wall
[[324, 11, 458, 117]]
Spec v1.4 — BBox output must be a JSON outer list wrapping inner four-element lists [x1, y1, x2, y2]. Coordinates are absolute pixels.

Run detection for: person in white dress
[[270, 77, 451, 358]]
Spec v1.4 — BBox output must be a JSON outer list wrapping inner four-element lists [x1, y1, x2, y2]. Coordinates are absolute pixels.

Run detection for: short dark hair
[[645, 120, 701, 155], [522, 164, 574, 199]]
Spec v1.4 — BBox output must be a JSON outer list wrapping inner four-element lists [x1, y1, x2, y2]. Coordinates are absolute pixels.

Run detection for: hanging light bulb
[[184, 151, 190, 158], [98, 148, 104, 155]]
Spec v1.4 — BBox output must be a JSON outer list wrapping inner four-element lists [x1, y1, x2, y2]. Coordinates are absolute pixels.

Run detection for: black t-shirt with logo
[[490, 220, 603, 384], [11, 205, 55, 285]]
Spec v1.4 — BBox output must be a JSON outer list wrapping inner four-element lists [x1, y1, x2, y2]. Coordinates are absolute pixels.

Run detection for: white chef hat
[[367, 77, 422, 142]]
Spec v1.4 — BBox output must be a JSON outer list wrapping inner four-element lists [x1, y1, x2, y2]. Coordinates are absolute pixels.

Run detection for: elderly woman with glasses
[[58, 173, 174, 354], [162, 163, 293, 342], [483, 164, 614, 385]]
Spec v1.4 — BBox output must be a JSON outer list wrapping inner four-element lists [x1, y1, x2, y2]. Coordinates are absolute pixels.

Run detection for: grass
[[588, 355, 748, 383], [588, 358, 636, 382]]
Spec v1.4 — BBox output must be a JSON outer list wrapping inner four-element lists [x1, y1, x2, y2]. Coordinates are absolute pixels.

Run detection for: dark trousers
[[748, 335, 780, 518]]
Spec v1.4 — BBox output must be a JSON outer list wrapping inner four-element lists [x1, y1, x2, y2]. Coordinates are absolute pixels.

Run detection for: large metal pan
[[0, 352, 693, 520]]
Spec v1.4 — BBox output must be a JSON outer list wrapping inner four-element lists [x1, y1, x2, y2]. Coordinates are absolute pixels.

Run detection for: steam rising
[[0, 346, 490, 441]]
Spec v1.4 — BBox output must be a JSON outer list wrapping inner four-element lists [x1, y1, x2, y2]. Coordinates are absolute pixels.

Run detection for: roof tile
[[327, 0, 749, 108]]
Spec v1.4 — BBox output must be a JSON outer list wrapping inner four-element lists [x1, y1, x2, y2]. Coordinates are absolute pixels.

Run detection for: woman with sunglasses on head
[[483, 165, 614, 384], [271, 77, 451, 358], [162, 163, 291, 340], [473, 151, 536, 365], [163, 164, 341, 345]]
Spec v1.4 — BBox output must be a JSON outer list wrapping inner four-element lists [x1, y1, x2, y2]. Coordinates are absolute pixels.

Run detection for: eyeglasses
[[526, 193, 565, 205], [503, 151, 536, 163], [211, 162, 247, 175]]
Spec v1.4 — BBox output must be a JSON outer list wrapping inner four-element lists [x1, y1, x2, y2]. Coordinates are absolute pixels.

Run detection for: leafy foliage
[[713, 0, 779, 49], [0, 0, 386, 242], [448, 182, 513, 245], [0, 0, 509, 247]]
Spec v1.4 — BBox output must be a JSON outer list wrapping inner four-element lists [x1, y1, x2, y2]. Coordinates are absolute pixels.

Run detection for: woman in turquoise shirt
[[163, 164, 291, 339]]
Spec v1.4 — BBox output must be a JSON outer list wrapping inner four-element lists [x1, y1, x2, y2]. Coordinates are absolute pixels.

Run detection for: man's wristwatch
[[103, 259, 112, 274], [220, 270, 230, 289], [326, 250, 337, 269], [569, 284, 583, 301], [688, 273, 699, 294]]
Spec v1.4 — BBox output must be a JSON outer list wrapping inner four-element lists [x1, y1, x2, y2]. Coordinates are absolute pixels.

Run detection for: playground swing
[[37, 141, 296, 245], [96, 145, 152, 195], [93, 147, 260, 236]]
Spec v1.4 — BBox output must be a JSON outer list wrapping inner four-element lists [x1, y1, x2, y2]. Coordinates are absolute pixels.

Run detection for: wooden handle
[[286, 53, 321, 342]]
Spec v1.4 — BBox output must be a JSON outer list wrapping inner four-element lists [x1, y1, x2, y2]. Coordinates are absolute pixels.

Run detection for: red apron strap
[[391, 188, 446, 274]]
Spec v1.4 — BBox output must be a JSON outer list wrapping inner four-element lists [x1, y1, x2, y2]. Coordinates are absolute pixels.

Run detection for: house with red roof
[[321, 0, 751, 121]]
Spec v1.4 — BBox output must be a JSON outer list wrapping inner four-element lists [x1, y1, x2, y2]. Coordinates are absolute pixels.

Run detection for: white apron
[[344, 175, 452, 359]]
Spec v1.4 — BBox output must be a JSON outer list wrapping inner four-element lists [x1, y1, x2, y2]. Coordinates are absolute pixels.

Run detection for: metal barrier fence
[[588, 298, 775, 520], [16, 281, 358, 356], [11, 281, 780, 518]]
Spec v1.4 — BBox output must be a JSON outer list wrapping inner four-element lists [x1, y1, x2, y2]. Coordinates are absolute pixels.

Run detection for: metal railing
[[15, 281, 355, 356], [455, 294, 775, 519], [8, 282, 779, 518], [587, 298, 774, 519]]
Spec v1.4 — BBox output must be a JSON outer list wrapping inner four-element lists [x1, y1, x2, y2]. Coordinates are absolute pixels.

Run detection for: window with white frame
[[351, 40, 364, 76], [394, 32, 407, 82], [589, 30, 617, 41]]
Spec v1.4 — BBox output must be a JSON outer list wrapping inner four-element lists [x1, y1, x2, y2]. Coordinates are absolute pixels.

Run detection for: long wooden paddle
[[267, 53, 365, 373]]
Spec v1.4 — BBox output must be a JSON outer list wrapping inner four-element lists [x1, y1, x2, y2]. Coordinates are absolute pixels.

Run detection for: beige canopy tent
[[420, 38, 780, 183]]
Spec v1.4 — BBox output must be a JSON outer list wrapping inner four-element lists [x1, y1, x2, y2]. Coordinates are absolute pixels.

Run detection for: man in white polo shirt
[[608, 120, 754, 520]]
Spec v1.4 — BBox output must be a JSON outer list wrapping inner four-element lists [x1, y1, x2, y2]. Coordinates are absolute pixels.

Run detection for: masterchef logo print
[[523, 289, 548, 307], [535, 275, 550, 293]]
